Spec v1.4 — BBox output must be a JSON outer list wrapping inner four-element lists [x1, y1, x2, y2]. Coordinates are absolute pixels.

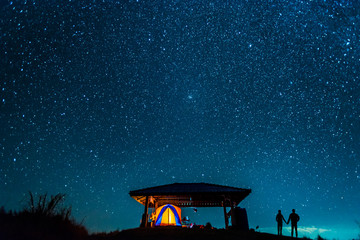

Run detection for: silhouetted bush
[[0, 192, 88, 240], [24, 192, 72, 219], [317, 235, 326, 240], [205, 222, 213, 229]]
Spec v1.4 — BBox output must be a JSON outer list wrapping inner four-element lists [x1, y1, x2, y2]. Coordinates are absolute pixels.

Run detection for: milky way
[[1, 1, 360, 239]]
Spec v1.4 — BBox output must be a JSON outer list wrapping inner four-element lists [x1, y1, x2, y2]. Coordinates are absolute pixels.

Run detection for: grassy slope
[[91, 227, 304, 240]]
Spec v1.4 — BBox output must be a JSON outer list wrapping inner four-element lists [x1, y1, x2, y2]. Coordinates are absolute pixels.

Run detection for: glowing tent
[[154, 204, 182, 226]]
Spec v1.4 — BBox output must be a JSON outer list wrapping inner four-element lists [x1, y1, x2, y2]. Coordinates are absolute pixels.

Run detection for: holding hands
[[277, 209, 300, 238]]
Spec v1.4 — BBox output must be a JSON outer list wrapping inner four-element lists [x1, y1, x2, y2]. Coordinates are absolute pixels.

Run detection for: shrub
[[0, 192, 88, 240], [317, 235, 326, 240], [205, 222, 213, 229], [24, 192, 71, 220]]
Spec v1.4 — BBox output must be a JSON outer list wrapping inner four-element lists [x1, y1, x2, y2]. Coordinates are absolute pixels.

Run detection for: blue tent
[[154, 204, 182, 226]]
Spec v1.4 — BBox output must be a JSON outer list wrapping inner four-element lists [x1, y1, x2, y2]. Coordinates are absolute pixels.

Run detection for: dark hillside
[[91, 227, 308, 240]]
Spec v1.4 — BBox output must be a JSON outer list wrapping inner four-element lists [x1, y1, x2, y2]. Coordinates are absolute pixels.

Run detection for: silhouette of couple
[[276, 209, 300, 237]]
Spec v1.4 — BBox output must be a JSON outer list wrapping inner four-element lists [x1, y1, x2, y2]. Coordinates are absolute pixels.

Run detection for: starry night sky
[[1, 0, 360, 239]]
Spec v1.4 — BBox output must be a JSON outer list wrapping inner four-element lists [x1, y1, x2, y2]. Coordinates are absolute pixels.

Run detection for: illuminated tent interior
[[154, 204, 182, 226], [129, 182, 251, 229]]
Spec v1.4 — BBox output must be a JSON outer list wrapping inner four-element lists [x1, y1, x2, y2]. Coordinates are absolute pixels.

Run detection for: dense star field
[[1, 0, 360, 239]]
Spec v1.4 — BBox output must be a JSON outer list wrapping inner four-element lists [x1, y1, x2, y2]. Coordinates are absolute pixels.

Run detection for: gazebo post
[[144, 196, 149, 227], [230, 199, 235, 226], [222, 201, 229, 229]]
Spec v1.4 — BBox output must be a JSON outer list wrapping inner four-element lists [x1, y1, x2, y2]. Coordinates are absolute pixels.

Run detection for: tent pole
[[144, 196, 149, 227]]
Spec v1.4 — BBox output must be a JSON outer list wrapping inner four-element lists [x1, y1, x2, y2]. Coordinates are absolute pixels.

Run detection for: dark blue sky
[[1, 0, 360, 239]]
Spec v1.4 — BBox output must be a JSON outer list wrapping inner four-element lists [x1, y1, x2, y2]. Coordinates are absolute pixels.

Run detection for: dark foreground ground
[[91, 227, 309, 240], [0, 210, 310, 240]]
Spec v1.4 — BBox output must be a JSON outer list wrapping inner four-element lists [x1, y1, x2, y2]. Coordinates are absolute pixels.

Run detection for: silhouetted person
[[276, 210, 286, 235], [287, 209, 300, 237]]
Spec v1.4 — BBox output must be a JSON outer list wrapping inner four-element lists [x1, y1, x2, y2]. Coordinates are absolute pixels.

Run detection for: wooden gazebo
[[129, 182, 251, 228]]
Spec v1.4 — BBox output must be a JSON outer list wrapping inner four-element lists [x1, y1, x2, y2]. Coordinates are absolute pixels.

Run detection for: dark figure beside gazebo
[[276, 210, 286, 235], [287, 209, 300, 238]]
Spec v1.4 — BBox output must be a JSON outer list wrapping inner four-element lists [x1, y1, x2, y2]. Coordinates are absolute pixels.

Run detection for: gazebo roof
[[129, 182, 251, 207]]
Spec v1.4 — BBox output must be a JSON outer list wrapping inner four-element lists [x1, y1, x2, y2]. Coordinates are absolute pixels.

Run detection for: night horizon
[[1, 0, 360, 239]]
